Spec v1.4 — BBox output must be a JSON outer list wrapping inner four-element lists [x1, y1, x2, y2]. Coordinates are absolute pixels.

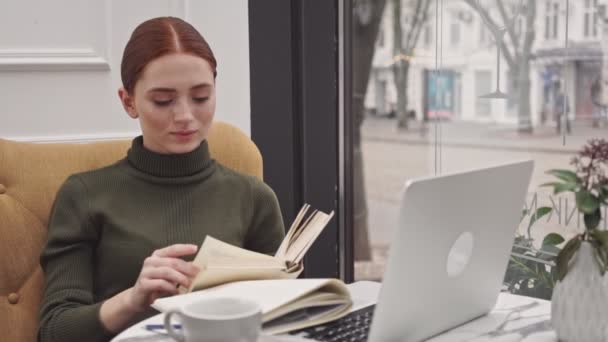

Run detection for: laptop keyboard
[[290, 305, 376, 342]]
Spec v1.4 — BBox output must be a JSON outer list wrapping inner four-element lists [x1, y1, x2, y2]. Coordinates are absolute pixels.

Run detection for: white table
[[112, 281, 556, 342]]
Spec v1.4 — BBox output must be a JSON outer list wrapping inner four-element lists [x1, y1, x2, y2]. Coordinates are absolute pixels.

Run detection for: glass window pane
[[351, 0, 437, 279], [350, 0, 608, 302]]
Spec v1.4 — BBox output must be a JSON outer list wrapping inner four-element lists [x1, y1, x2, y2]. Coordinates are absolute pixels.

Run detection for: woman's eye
[[193, 97, 209, 103], [153, 99, 173, 106]]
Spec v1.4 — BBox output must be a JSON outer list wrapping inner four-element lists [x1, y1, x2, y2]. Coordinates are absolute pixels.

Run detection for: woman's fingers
[[143, 256, 200, 277], [152, 244, 198, 258], [131, 244, 201, 309], [128, 245, 201, 312], [139, 278, 179, 296], [141, 266, 192, 288]]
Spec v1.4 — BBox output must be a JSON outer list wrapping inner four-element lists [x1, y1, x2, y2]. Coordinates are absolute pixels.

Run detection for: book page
[[154, 279, 348, 315], [275, 204, 310, 258], [263, 303, 352, 335], [194, 236, 278, 263], [155, 278, 352, 335], [182, 204, 334, 293], [261, 280, 353, 335], [276, 205, 335, 265], [264, 292, 350, 321], [184, 236, 287, 292], [285, 211, 334, 264], [286, 209, 318, 253], [190, 264, 293, 291]]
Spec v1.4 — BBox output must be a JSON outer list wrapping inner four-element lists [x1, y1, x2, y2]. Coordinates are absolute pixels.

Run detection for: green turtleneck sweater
[[38, 137, 285, 342]]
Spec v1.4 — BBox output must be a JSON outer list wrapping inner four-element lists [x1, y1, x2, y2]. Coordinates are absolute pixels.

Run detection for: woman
[[38, 17, 285, 342]]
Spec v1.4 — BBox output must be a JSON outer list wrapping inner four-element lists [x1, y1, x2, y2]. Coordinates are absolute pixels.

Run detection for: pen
[[145, 324, 181, 330]]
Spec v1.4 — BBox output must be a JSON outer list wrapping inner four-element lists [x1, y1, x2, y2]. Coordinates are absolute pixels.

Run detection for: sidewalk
[[361, 116, 606, 154]]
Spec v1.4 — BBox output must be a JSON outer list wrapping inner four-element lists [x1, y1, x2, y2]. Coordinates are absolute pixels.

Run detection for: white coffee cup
[[163, 297, 262, 342]]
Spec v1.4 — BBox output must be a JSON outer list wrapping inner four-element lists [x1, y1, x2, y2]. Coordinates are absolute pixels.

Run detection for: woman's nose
[[172, 100, 194, 122]]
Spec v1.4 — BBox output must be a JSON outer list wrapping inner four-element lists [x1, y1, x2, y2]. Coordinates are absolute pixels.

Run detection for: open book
[[153, 279, 352, 335], [181, 204, 335, 293]]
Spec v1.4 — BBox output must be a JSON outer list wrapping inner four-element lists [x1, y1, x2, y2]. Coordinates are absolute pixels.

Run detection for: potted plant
[[542, 138, 608, 342], [504, 206, 560, 300]]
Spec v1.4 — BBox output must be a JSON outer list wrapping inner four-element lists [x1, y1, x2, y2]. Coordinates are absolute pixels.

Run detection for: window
[[593, 0, 599, 36], [552, 2, 559, 39], [350, 0, 607, 302], [593, 1, 599, 36], [545, 1, 559, 40], [583, 0, 598, 37], [450, 21, 460, 46], [544, 1, 551, 40]]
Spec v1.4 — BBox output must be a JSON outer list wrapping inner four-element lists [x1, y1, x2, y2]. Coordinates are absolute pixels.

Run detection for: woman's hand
[[100, 244, 200, 333], [126, 244, 201, 312]]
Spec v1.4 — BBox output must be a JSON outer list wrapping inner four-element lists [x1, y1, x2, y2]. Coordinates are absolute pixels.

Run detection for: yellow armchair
[[0, 121, 262, 342]]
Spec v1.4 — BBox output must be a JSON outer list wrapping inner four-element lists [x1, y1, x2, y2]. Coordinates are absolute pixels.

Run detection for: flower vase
[[551, 241, 608, 342]]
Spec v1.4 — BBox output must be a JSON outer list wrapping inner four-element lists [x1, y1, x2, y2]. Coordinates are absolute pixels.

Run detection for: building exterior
[[365, 0, 605, 127]]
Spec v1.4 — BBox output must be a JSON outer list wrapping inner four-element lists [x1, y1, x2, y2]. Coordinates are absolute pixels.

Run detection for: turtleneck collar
[[126, 136, 213, 178]]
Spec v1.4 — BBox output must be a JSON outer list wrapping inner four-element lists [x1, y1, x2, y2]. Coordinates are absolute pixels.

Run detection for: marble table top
[[113, 281, 556, 342], [426, 291, 555, 341]]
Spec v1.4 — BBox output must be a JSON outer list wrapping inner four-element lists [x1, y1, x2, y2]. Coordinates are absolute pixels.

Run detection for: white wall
[[0, 0, 250, 142]]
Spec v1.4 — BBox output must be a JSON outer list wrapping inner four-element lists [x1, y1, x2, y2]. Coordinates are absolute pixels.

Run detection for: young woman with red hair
[[38, 17, 285, 342]]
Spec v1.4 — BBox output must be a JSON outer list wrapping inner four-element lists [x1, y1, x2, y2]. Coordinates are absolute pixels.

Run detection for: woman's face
[[119, 53, 216, 154]]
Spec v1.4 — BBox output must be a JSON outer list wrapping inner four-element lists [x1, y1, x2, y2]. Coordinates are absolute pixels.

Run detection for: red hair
[[121, 17, 217, 94]]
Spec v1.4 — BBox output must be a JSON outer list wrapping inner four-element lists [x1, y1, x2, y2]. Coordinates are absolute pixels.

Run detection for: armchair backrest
[[0, 121, 262, 342]]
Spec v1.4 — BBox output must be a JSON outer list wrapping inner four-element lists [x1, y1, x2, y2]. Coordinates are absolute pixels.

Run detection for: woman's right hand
[[100, 244, 200, 333], [126, 244, 201, 313]]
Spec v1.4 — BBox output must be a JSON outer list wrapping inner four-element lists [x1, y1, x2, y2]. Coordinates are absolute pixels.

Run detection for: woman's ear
[[118, 87, 138, 119]]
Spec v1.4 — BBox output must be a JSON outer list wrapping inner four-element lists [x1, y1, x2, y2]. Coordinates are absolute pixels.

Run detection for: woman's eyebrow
[[147, 87, 176, 93], [147, 84, 211, 93], [191, 83, 211, 90]]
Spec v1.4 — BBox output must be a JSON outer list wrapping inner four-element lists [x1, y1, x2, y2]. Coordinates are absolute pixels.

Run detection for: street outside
[[355, 116, 608, 280]]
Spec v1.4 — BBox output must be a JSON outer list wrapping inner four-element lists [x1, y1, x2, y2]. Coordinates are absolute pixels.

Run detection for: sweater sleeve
[[244, 180, 285, 255], [38, 175, 114, 342]]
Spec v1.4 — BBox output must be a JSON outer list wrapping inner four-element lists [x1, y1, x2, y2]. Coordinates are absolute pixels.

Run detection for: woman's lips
[[172, 130, 197, 140]]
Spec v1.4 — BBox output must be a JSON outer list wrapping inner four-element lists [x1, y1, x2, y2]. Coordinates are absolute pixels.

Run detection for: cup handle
[[163, 309, 185, 342]]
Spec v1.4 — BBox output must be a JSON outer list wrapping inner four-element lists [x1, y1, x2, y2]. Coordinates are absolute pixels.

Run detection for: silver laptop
[[368, 160, 534, 341], [294, 160, 534, 342]]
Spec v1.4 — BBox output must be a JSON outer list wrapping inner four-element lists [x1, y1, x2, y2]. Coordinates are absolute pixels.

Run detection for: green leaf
[[592, 247, 607, 276], [540, 181, 578, 195], [590, 229, 608, 248], [576, 191, 600, 214], [546, 169, 580, 184], [542, 233, 565, 247], [534, 206, 552, 219], [553, 182, 579, 194], [527, 207, 552, 237], [557, 237, 582, 282], [594, 244, 608, 275], [598, 247, 608, 274], [601, 185, 608, 204], [539, 244, 561, 261], [583, 209, 602, 230]]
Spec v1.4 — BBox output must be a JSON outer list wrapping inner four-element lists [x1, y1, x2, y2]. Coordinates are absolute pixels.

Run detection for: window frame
[[249, 0, 346, 280]]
